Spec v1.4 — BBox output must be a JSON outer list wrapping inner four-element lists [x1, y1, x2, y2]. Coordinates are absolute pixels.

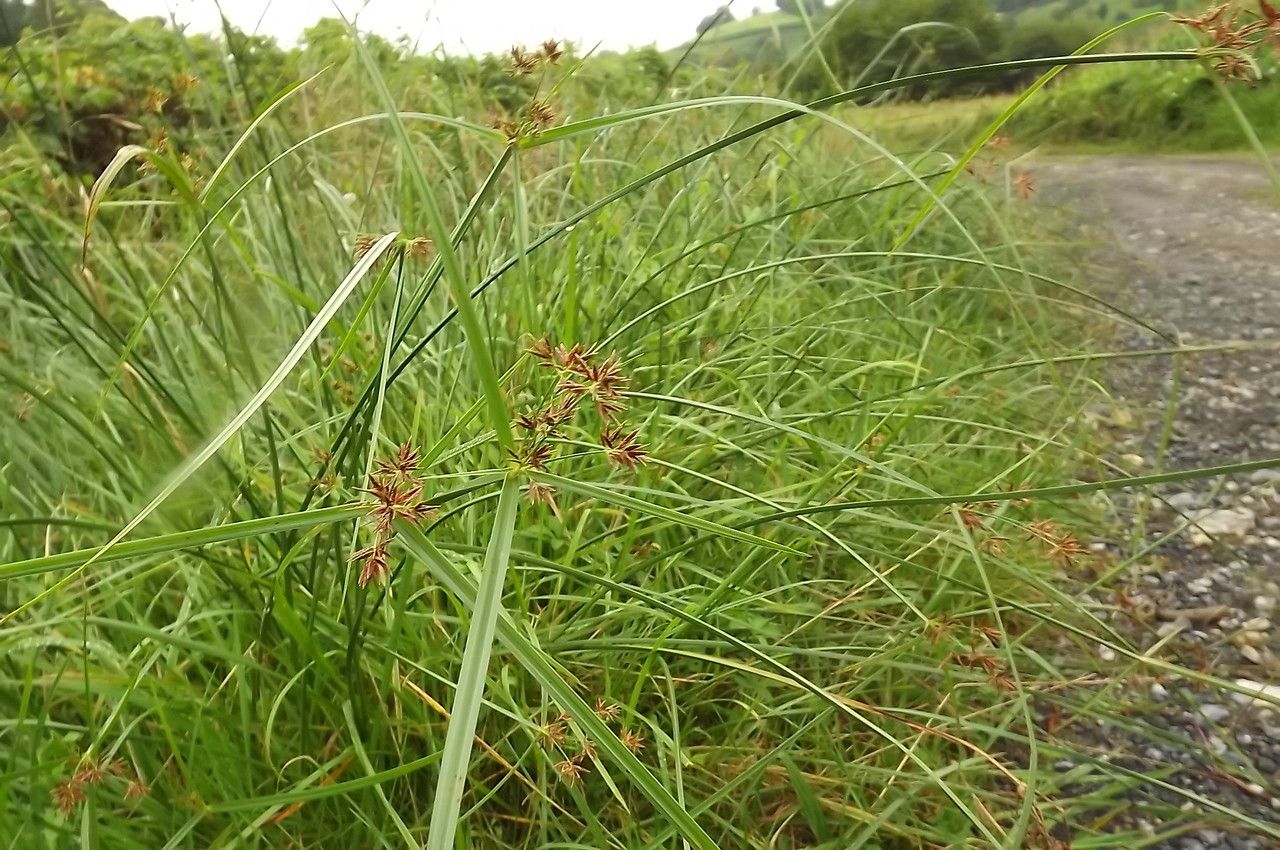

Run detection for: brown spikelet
[[957, 505, 986, 530], [555, 759, 588, 784], [600, 425, 648, 470], [509, 45, 539, 76], [376, 441, 421, 480], [52, 780, 85, 817], [540, 717, 568, 747], [527, 100, 557, 131], [979, 535, 1010, 556], [541, 39, 564, 63], [1013, 171, 1035, 200], [1046, 533, 1088, 567], [143, 87, 169, 114], [405, 236, 434, 260], [353, 234, 378, 259], [594, 698, 620, 721], [620, 729, 646, 752], [525, 480, 560, 517]]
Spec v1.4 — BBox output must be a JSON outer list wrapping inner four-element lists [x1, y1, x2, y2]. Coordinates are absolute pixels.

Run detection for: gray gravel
[[1038, 155, 1280, 849]]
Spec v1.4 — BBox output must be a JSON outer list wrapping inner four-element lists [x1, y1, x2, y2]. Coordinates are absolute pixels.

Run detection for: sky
[[103, 0, 747, 56]]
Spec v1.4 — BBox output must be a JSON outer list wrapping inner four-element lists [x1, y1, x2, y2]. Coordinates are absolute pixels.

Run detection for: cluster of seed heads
[[541, 699, 646, 786], [1173, 2, 1280, 79], [511, 340, 649, 499], [352, 234, 434, 262], [352, 442, 436, 588], [53, 756, 148, 817], [955, 482, 1087, 568], [492, 40, 565, 141]]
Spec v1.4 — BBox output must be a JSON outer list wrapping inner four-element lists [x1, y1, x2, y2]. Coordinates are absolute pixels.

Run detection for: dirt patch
[[1039, 155, 1280, 849]]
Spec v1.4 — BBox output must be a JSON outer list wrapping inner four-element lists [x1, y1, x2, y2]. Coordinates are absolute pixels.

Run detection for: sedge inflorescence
[[511, 339, 649, 508], [1173, 2, 1280, 79], [352, 441, 436, 588], [492, 40, 567, 141]]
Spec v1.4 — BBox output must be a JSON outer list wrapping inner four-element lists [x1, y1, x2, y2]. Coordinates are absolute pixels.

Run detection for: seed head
[[979, 535, 1009, 556], [620, 729, 646, 752], [1013, 171, 1035, 200], [957, 505, 986, 530], [123, 779, 150, 801], [509, 45, 539, 76], [539, 717, 568, 747], [1046, 533, 1088, 567], [527, 100, 557, 130], [353, 234, 378, 259], [144, 87, 169, 114], [352, 543, 390, 588], [555, 758, 588, 784], [541, 39, 564, 63], [525, 480, 560, 516], [375, 441, 421, 480], [52, 780, 86, 816], [405, 236, 434, 260], [600, 425, 648, 470], [594, 698, 620, 721], [172, 72, 199, 93]]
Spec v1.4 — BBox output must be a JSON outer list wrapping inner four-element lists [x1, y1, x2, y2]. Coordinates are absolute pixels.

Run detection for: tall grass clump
[[2, 11, 1278, 849]]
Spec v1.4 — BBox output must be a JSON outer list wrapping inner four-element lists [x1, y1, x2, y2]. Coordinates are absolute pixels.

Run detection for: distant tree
[[823, 0, 1004, 98], [696, 6, 734, 36], [1003, 12, 1100, 84]]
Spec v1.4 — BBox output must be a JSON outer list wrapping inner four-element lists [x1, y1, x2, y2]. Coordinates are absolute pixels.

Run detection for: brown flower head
[[172, 72, 199, 93], [491, 115, 520, 140], [405, 236, 434, 260], [352, 543, 390, 588], [979, 535, 1010, 556], [375, 441, 421, 480], [510, 441, 554, 472], [509, 45, 539, 76], [577, 738, 598, 760], [1046, 533, 1088, 567], [594, 698, 620, 721], [540, 717, 568, 747], [555, 759, 588, 784], [123, 779, 150, 801], [353, 234, 378, 259], [600, 425, 648, 470], [541, 39, 564, 63], [525, 480, 559, 516], [620, 729, 646, 752], [1214, 53, 1258, 80], [527, 100, 557, 130], [72, 759, 111, 786], [1025, 518, 1060, 543], [957, 505, 986, 530], [52, 780, 86, 817], [144, 87, 169, 114], [1013, 171, 1035, 200]]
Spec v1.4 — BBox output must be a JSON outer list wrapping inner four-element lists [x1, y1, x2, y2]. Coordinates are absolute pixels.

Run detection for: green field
[[2, 4, 1278, 849]]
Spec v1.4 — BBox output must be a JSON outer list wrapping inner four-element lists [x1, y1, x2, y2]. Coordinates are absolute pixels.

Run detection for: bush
[[1, 10, 292, 174], [821, 0, 1006, 98]]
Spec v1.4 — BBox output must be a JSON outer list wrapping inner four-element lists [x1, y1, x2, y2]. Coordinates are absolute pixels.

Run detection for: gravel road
[[1040, 156, 1280, 849]]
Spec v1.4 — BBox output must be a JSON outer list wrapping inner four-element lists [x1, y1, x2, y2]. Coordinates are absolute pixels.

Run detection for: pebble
[[1241, 617, 1272, 631], [1199, 703, 1230, 723]]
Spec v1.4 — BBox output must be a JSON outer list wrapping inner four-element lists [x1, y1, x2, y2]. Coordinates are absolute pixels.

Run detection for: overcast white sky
[[103, 1, 748, 55]]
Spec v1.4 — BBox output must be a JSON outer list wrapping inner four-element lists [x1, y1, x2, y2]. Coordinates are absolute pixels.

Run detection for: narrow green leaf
[[425, 473, 521, 850]]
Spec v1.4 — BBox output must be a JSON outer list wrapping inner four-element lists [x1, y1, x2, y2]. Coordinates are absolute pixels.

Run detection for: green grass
[[1, 26, 1278, 850]]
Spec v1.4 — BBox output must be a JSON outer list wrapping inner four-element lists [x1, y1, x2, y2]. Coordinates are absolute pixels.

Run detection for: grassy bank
[[1, 20, 1276, 850]]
